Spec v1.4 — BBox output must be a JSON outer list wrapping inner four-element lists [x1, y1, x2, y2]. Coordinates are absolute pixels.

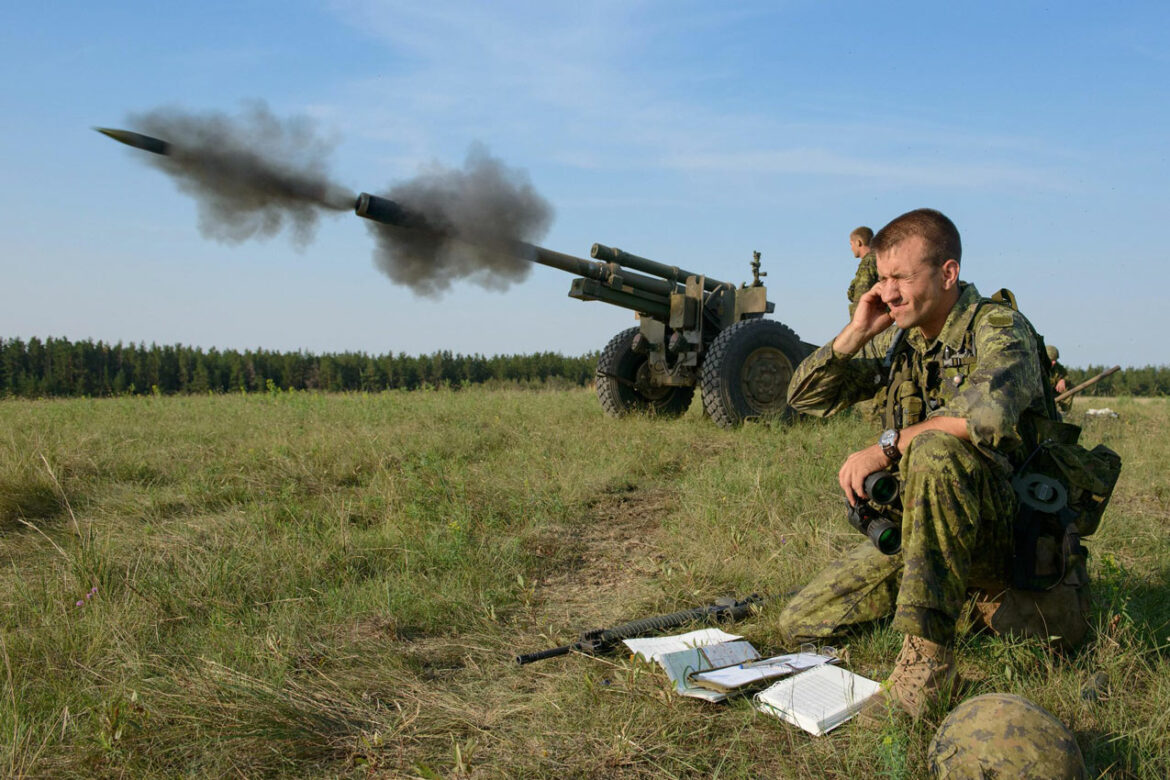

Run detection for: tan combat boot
[[855, 634, 956, 725]]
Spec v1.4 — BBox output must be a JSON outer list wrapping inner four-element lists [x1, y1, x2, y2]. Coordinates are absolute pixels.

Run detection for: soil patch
[[525, 485, 675, 629]]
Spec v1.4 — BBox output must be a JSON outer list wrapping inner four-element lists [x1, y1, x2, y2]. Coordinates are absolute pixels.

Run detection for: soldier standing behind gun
[[781, 209, 1051, 722], [847, 226, 879, 317], [1047, 345, 1074, 415]]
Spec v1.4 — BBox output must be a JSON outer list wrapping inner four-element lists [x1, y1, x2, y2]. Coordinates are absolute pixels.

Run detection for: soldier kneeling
[[781, 209, 1118, 721]]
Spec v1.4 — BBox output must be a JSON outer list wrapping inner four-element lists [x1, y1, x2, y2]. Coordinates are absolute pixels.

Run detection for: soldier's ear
[[940, 258, 960, 289]]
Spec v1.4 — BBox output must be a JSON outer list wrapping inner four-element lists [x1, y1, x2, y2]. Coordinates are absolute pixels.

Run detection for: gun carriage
[[356, 193, 814, 427]]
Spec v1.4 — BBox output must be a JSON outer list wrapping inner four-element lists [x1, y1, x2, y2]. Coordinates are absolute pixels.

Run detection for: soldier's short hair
[[850, 226, 873, 244], [872, 209, 961, 267]]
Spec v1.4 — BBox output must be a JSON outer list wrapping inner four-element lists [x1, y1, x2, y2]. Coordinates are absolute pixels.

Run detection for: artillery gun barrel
[[354, 193, 682, 308], [591, 243, 730, 292]]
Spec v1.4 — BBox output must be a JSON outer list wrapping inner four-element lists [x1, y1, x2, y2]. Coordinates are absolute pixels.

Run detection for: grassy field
[[1, 388, 1167, 778]]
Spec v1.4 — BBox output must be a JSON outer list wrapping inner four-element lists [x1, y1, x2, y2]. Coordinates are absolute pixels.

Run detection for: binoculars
[[846, 470, 902, 555]]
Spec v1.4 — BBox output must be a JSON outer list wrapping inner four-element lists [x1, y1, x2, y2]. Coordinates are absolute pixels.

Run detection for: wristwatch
[[879, 428, 901, 462]]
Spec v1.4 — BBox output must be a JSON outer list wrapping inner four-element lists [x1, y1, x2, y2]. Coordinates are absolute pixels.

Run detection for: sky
[[1, 1, 1168, 367]]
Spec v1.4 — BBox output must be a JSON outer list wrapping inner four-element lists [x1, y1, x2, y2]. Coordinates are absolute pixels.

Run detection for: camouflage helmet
[[1046, 345, 1060, 361], [928, 693, 1086, 779]]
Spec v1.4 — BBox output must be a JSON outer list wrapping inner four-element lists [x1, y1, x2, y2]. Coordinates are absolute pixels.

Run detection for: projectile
[[94, 127, 171, 156]]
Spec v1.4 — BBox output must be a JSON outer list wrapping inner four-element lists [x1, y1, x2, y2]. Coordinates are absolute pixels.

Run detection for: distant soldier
[[1047, 345, 1073, 414], [847, 226, 878, 317]]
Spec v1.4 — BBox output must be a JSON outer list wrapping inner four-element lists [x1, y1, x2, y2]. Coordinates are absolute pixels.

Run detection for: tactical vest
[[874, 289, 1121, 591], [873, 289, 1054, 439]]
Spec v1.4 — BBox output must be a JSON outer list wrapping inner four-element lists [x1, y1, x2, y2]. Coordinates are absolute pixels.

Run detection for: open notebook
[[754, 664, 881, 736]]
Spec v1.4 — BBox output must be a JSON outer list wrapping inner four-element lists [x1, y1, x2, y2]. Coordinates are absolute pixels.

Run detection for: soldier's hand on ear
[[834, 286, 894, 356], [854, 285, 895, 338]]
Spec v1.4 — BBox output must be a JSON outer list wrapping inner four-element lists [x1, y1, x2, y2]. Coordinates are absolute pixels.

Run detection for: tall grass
[[1, 390, 1165, 777]]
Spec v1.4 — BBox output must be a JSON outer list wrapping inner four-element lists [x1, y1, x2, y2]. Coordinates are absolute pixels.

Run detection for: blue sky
[[2, 1, 1167, 366]]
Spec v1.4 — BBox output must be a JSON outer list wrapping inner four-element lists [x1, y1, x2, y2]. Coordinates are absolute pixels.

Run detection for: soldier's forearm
[[832, 322, 872, 356], [894, 416, 969, 457]]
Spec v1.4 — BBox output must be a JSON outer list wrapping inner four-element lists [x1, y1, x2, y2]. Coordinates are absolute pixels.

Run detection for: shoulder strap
[[972, 288, 1060, 422], [881, 327, 907, 383]]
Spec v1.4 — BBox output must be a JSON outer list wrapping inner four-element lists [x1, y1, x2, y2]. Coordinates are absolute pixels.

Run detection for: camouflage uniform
[[1050, 360, 1073, 414], [781, 283, 1048, 645], [847, 250, 878, 317]]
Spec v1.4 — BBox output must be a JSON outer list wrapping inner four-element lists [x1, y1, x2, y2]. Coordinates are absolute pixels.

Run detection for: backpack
[[984, 289, 1123, 591]]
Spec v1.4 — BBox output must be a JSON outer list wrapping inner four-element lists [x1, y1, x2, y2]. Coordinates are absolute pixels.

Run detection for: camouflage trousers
[[778, 430, 1017, 645]]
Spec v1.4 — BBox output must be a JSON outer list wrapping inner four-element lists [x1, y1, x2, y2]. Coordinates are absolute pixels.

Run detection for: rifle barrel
[[515, 645, 573, 665]]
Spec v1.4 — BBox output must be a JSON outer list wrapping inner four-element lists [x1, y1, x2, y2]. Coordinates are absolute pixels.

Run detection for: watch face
[[881, 430, 896, 447]]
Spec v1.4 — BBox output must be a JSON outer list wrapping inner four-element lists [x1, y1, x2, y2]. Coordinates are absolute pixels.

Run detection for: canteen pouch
[[1011, 419, 1122, 590]]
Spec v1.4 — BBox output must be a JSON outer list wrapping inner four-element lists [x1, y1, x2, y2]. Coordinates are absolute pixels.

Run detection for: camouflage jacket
[[1050, 361, 1073, 412], [788, 282, 1047, 472], [847, 251, 878, 316]]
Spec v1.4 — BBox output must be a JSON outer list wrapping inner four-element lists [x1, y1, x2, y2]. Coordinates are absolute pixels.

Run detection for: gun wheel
[[596, 327, 695, 418], [700, 319, 808, 428]]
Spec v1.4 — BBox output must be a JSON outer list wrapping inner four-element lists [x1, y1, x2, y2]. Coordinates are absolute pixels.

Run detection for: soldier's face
[[850, 237, 863, 258], [876, 235, 959, 339]]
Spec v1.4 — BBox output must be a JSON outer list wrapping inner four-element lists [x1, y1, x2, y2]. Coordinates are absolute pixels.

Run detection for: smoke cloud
[[366, 143, 554, 296], [119, 103, 555, 295], [129, 102, 353, 246]]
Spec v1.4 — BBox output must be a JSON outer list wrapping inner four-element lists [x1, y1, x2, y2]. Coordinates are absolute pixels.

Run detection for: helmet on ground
[[928, 693, 1086, 779], [1046, 345, 1060, 361]]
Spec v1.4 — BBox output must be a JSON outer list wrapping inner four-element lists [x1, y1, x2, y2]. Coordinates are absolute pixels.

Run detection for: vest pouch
[[1011, 434, 1120, 591], [890, 379, 925, 427], [1040, 442, 1122, 537], [1033, 416, 1082, 446]]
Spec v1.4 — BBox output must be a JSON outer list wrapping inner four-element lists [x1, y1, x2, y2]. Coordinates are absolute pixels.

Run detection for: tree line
[[0, 337, 597, 397], [0, 336, 1164, 399], [1065, 365, 1169, 398]]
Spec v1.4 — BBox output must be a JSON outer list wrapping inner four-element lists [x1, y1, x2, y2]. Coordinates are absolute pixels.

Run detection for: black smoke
[[128, 102, 353, 246], [119, 103, 554, 295], [366, 143, 554, 296]]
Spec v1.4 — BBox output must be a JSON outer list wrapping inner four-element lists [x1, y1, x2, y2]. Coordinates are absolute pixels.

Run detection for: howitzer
[[93, 120, 814, 427], [1055, 365, 1121, 403], [356, 193, 814, 427], [515, 594, 762, 665]]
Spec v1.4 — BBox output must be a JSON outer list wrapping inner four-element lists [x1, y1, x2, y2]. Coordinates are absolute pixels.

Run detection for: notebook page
[[755, 665, 880, 735]]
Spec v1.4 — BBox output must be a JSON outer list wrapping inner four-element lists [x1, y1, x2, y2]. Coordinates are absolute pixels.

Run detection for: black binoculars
[[846, 470, 902, 555]]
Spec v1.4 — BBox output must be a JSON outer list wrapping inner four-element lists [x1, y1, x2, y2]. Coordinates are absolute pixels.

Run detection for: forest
[[0, 336, 596, 397], [0, 335, 1160, 398]]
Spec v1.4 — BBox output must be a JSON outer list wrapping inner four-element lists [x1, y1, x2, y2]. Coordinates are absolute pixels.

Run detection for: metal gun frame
[[356, 192, 813, 427]]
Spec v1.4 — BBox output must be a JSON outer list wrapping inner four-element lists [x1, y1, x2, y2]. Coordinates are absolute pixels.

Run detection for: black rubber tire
[[596, 327, 695, 418], [700, 319, 808, 428]]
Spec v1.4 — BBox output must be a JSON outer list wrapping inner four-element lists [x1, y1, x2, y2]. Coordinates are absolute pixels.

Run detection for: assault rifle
[[515, 594, 763, 665]]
